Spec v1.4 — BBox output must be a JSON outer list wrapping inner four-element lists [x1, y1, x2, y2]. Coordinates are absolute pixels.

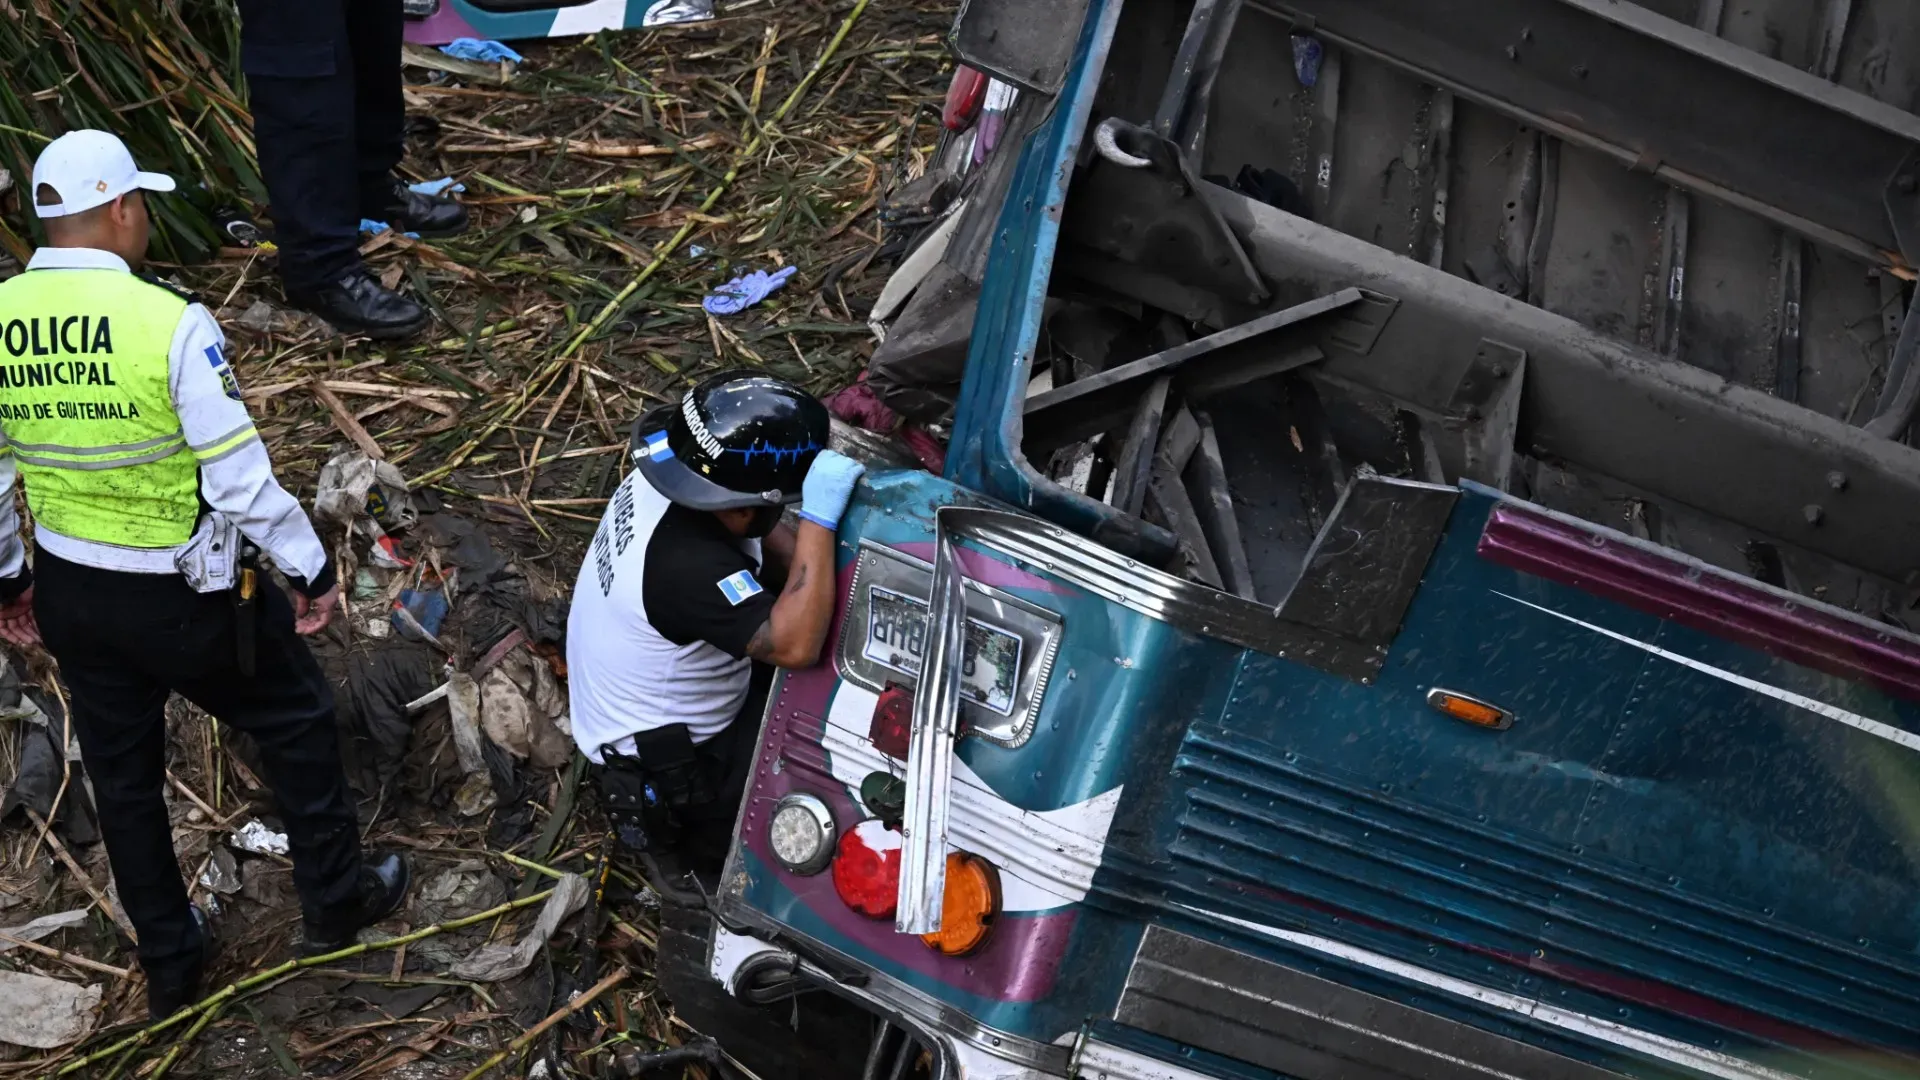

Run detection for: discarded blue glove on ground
[[702, 265, 798, 315], [409, 176, 465, 197], [360, 219, 420, 240], [441, 38, 524, 64]]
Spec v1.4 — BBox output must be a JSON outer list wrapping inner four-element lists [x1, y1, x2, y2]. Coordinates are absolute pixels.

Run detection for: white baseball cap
[[30, 129, 176, 219]]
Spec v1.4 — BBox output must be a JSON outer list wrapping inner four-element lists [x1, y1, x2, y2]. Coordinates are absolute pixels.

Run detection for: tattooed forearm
[[745, 620, 777, 662], [782, 563, 808, 596]]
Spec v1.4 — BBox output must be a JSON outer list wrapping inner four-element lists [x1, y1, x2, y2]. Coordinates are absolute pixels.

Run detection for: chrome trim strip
[[898, 516, 967, 934], [1173, 905, 1807, 1080], [940, 505, 1342, 661], [1072, 1040, 1236, 1080]]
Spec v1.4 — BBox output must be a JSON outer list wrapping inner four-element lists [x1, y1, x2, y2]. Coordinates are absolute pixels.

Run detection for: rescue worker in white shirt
[[568, 372, 866, 878], [0, 130, 410, 1018]]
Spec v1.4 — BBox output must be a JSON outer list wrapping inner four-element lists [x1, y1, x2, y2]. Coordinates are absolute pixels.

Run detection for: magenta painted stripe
[[401, 6, 480, 45], [1477, 504, 1920, 704]]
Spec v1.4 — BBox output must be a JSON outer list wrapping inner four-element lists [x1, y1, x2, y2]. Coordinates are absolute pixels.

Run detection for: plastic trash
[[213, 206, 265, 247], [1292, 34, 1324, 88], [413, 861, 509, 925], [0, 971, 100, 1048], [315, 451, 418, 570], [392, 588, 449, 642], [231, 820, 290, 856], [198, 847, 243, 895], [479, 649, 571, 769], [943, 66, 989, 131], [702, 265, 798, 315], [440, 38, 523, 64], [687, 244, 707, 257], [408, 176, 465, 197], [0, 910, 87, 954], [451, 872, 588, 981], [643, 0, 715, 27]]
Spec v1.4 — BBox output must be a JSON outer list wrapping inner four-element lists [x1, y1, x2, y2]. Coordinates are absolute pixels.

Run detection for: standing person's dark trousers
[[236, 0, 465, 339], [33, 552, 364, 995]]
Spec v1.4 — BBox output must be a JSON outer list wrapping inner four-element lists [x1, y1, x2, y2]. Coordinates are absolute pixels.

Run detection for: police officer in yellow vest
[[0, 130, 411, 1017]]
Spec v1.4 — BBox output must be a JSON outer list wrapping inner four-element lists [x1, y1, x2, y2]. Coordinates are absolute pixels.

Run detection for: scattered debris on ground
[[0, 0, 955, 1074]]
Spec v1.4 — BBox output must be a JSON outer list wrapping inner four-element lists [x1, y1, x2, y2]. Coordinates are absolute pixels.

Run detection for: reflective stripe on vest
[[0, 269, 199, 548]]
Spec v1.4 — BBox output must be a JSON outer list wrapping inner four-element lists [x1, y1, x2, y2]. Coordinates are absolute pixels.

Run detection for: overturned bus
[[656, 0, 1920, 1077]]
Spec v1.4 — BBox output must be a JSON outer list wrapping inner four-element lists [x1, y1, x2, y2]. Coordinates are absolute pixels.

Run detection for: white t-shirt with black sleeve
[[567, 469, 777, 762]]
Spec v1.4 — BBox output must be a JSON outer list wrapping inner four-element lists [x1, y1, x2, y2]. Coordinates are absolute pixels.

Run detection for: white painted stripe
[[1175, 904, 1807, 1080], [1493, 590, 1920, 756], [822, 683, 1121, 912], [550, 0, 629, 35]]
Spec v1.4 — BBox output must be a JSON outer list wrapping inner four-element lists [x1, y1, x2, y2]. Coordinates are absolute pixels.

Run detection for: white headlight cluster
[[767, 792, 836, 875]]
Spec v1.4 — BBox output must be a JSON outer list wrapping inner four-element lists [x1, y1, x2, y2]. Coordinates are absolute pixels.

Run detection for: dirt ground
[[0, 1, 952, 1075]]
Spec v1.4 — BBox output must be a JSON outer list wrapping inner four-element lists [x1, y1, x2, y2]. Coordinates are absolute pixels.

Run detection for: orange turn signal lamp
[[920, 852, 1001, 957], [1425, 688, 1512, 730]]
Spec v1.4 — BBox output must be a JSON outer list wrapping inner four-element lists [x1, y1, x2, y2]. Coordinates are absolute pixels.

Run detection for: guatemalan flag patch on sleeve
[[717, 570, 763, 606]]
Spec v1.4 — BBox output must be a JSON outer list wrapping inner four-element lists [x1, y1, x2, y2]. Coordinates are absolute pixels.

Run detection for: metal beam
[[1251, 0, 1920, 269], [1022, 289, 1367, 454], [1207, 183, 1920, 583], [1153, 0, 1247, 160], [1778, 0, 1854, 403]]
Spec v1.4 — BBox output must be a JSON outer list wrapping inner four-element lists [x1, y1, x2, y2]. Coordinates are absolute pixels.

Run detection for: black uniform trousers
[[236, 0, 405, 292], [34, 552, 364, 986]]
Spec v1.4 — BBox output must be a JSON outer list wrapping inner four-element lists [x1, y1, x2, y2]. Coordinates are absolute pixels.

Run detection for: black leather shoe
[[370, 181, 469, 238], [286, 270, 431, 341], [147, 904, 212, 1020], [302, 852, 411, 956]]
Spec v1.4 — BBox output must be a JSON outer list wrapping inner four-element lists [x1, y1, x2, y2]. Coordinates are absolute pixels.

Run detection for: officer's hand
[[293, 584, 340, 636], [797, 450, 866, 531], [0, 586, 38, 650]]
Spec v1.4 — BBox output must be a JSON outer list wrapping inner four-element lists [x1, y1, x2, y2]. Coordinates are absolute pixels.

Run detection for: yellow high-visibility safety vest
[[0, 269, 237, 547]]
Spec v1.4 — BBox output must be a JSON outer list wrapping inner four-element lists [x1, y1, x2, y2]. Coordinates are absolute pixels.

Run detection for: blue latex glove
[[409, 176, 465, 197], [360, 218, 420, 239], [702, 265, 798, 316], [798, 450, 866, 531], [441, 38, 524, 64]]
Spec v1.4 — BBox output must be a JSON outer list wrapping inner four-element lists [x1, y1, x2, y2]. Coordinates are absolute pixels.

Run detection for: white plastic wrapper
[[231, 820, 290, 856]]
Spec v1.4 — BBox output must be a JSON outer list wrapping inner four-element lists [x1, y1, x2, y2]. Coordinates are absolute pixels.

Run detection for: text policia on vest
[[1, 314, 115, 358]]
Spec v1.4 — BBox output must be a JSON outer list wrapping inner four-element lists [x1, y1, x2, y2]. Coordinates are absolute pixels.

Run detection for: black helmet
[[631, 370, 830, 510]]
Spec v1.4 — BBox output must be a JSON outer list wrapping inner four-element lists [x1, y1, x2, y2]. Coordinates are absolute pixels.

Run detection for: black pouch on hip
[[596, 724, 719, 852], [595, 745, 676, 853]]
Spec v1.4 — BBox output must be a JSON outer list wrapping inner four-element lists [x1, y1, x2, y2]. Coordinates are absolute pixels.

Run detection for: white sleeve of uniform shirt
[[168, 305, 330, 587], [0, 427, 23, 586]]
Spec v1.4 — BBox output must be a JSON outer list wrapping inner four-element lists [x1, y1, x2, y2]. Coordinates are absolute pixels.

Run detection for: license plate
[[862, 585, 1023, 715]]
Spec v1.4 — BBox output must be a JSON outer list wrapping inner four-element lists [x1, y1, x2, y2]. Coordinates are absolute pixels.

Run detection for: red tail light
[[831, 819, 903, 918]]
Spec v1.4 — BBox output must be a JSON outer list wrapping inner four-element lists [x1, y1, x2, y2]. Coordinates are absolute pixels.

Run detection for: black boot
[[147, 904, 213, 1020], [369, 181, 469, 238], [302, 852, 411, 956], [286, 270, 431, 341]]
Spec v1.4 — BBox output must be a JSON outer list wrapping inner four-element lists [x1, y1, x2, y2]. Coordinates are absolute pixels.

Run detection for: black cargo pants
[[35, 552, 364, 988], [236, 0, 405, 291]]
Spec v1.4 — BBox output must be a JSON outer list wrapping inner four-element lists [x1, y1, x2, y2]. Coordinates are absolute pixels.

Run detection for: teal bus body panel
[[730, 467, 1920, 1073]]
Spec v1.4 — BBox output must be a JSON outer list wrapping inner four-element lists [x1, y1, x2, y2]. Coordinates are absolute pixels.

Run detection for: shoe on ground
[[286, 270, 431, 341], [370, 180, 469, 238], [302, 852, 412, 956], [147, 903, 212, 1020]]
